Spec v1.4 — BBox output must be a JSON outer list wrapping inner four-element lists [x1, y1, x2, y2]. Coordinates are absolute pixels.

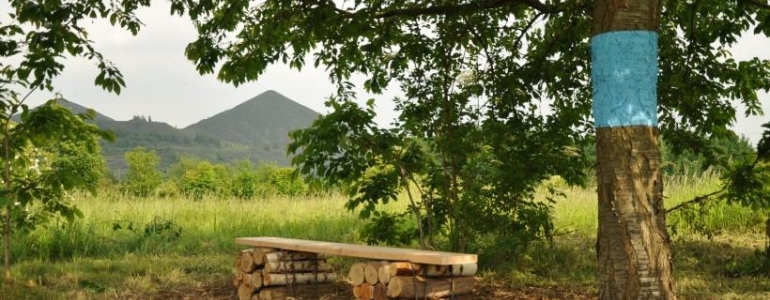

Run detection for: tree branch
[[337, 0, 562, 19], [665, 187, 725, 214], [742, 0, 770, 10]]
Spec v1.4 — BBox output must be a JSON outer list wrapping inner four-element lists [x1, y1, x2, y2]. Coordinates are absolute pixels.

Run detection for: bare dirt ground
[[154, 281, 596, 300]]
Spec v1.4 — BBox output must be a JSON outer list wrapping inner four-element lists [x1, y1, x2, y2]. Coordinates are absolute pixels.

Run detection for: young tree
[[2, 0, 150, 281], [172, 1, 770, 299], [1, 99, 113, 281], [123, 147, 163, 197]]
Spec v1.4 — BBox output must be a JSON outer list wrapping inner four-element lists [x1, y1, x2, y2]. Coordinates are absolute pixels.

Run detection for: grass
[[3, 171, 770, 299]]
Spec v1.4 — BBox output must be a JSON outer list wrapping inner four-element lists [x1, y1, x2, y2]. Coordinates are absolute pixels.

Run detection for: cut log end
[[238, 283, 255, 300], [348, 262, 367, 285], [239, 249, 257, 273], [364, 261, 388, 284]]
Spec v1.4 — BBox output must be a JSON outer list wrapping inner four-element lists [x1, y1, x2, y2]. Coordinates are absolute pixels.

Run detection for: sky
[[7, 4, 770, 144]]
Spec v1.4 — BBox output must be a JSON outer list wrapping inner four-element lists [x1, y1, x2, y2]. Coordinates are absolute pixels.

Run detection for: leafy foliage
[[175, 158, 227, 200], [169, 0, 770, 253], [1, 0, 155, 279], [0, 99, 114, 278], [123, 147, 163, 197]]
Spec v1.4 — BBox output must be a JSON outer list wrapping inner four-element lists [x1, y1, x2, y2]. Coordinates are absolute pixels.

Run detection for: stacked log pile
[[349, 261, 477, 299], [233, 248, 338, 300]]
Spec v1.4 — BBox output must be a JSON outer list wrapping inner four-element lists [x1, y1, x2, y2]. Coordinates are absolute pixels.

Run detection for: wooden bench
[[233, 237, 478, 300]]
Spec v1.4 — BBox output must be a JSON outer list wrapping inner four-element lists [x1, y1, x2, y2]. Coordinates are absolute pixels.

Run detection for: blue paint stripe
[[591, 31, 658, 128]]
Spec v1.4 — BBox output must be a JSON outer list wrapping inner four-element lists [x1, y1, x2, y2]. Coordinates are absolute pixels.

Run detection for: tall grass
[[5, 171, 770, 299], [11, 192, 383, 263]]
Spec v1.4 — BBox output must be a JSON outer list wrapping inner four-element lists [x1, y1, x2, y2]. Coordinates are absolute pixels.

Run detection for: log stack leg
[[351, 261, 477, 299], [233, 248, 337, 300]]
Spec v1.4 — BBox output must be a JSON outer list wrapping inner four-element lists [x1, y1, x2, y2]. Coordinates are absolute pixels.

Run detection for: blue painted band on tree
[[591, 31, 658, 128]]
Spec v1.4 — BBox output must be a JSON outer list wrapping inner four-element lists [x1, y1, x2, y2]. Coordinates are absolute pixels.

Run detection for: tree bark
[[3, 120, 12, 283], [596, 128, 675, 300], [592, 1, 676, 299]]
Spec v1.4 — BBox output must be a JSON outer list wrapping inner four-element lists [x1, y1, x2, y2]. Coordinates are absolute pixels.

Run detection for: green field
[[3, 172, 770, 300]]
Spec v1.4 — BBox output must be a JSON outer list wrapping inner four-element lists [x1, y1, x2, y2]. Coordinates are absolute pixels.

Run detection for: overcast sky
[[8, 5, 770, 144]]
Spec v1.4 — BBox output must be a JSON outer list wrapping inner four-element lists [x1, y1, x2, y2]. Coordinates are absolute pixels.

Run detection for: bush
[[122, 147, 163, 197]]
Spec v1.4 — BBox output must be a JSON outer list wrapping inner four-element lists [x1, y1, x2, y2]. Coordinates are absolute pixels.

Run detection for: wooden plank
[[234, 237, 477, 265]]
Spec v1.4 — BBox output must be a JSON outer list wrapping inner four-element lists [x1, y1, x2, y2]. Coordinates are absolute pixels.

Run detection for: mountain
[[11, 98, 115, 123], [16, 90, 319, 175], [185, 90, 320, 151], [102, 90, 319, 174]]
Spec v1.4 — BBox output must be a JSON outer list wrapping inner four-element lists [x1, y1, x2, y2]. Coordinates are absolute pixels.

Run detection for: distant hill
[[186, 90, 320, 151], [17, 91, 321, 176], [11, 98, 115, 123]]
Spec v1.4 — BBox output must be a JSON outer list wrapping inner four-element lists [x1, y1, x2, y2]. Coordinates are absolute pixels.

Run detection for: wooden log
[[388, 262, 477, 277], [432, 294, 474, 300], [353, 283, 373, 300], [373, 283, 387, 300], [263, 251, 327, 263], [364, 261, 388, 284], [423, 263, 477, 277], [377, 263, 391, 284], [264, 259, 333, 273], [389, 262, 423, 276], [251, 248, 277, 266], [239, 249, 257, 273], [386, 276, 474, 299], [242, 273, 252, 289], [250, 272, 263, 289], [238, 282, 256, 300], [235, 252, 243, 270], [232, 272, 244, 287], [257, 283, 337, 300], [348, 262, 366, 285], [261, 272, 338, 286]]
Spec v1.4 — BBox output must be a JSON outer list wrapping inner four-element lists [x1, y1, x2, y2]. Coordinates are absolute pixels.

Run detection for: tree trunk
[[592, 1, 676, 299], [3, 205, 9, 282], [3, 121, 12, 283]]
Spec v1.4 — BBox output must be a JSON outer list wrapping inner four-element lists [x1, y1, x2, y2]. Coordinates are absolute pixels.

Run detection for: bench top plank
[[235, 237, 477, 265]]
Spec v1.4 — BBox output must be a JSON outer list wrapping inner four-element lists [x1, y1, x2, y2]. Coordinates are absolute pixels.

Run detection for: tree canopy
[[167, 0, 770, 251]]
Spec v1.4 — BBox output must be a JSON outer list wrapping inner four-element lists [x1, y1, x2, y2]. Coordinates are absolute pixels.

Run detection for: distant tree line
[[120, 147, 311, 199]]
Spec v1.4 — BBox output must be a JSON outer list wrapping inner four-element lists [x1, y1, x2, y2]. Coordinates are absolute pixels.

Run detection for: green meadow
[[3, 171, 769, 300]]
